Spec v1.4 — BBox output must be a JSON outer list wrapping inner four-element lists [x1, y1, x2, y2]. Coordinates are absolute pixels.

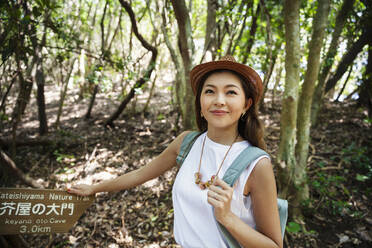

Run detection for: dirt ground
[[1, 84, 371, 247]]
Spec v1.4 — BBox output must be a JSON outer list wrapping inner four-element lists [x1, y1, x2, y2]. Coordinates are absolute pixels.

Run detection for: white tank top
[[172, 132, 269, 247]]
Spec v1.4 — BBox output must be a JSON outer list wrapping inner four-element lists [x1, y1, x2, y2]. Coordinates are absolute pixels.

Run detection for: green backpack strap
[[222, 146, 268, 187], [217, 146, 288, 247], [176, 131, 201, 166]]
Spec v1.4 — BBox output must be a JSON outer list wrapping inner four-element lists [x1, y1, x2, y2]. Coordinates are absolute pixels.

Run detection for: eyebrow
[[204, 83, 240, 89]]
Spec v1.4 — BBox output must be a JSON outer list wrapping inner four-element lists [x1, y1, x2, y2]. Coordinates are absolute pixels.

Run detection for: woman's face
[[200, 71, 252, 131]]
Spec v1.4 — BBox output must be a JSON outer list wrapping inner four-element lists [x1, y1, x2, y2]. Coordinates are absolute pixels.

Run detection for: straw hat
[[190, 55, 263, 103]]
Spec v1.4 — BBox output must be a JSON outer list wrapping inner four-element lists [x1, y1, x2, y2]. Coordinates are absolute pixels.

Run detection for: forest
[[0, 0, 371, 247]]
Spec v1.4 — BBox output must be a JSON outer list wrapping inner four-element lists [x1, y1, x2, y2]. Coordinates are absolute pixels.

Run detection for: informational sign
[[0, 188, 94, 235]]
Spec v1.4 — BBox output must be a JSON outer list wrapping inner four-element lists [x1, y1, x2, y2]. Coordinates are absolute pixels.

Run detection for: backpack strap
[[216, 146, 288, 247], [176, 131, 201, 166], [216, 146, 269, 247], [222, 146, 269, 187]]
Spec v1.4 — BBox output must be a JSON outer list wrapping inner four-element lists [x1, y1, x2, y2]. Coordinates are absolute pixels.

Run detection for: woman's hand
[[67, 184, 95, 196], [207, 177, 234, 224]]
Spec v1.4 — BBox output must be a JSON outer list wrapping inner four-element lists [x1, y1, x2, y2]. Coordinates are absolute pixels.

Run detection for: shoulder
[[250, 157, 275, 190], [244, 156, 272, 195], [167, 130, 194, 155]]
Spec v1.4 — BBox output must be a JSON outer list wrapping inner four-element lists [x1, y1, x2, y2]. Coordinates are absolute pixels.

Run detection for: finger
[[207, 195, 220, 207], [213, 178, 232, 191], [207, 190, 220, 200], [208, 184, 226, 196]]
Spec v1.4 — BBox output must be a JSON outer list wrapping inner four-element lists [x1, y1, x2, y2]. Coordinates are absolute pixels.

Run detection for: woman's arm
[[207, 158, 283, 248], [68, 131, 190, 196]]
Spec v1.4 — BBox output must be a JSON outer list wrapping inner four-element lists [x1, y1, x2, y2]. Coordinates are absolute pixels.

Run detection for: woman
[[68, 56, 283, 248]]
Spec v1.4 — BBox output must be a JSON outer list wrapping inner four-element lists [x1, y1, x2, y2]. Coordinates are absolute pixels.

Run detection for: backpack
[[176, 131, 288, 247]]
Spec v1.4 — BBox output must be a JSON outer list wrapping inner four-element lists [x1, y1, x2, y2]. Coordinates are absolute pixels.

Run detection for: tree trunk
[[358, 44, 372, 118], [295, 0, 330, 211], [324, 29, 372, 93], [105, 0, 158, 127], [311, 0, 356, 125], [272, 61, 283, 108], [231, 0, 252, 55], [241, 2, 260, 64], [203, 0, 217, 61], [335, 65, 352, 101], [143, 74, 157, 114], [29, 10, 49, 136], [85, 84, 99, 119], [277, 0, 301, 201], [0, 72, 17, 114], [35, 60, 48, 135], [224, 0, 247, 56], [171, 0, 196, 130], [158, 1, 184, 121], [55, 58, 77, 127], [11, 73, 33, 157], [259, 1, 276, 111]]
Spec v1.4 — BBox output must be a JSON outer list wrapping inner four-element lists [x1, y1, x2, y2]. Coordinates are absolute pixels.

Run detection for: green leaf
[[286, 222, 301, 233], [356, 174, 368, 182]]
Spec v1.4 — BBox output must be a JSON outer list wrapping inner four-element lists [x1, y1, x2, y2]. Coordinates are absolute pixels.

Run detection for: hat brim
[[190, 60, 263, 101]]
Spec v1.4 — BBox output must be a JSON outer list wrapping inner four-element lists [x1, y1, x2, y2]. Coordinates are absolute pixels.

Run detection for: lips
[[210, 110, 228, 116]]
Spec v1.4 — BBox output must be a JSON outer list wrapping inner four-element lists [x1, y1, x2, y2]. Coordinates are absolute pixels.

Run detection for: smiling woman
[[68, 55, 282, 248]]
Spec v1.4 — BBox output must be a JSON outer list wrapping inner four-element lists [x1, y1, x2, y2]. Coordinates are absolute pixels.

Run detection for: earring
[[240, 111, 246, 121], [201, 112, 204, 118]]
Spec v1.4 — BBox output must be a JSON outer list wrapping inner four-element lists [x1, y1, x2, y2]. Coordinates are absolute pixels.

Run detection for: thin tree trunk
[[171, 0, 195, 129], [324, 29, 372, 93], [231, 0, 252, 55], [27, 7, 49, 136], [107, 9, 123, 52], [101, 1, 109, 56], [311, 0, 356, 125], [157, 1, 184, 125], [272, 61, 283, 108], [277, 0, 301, 200], [11, 72, 33, 157], [143, 74, 157, 113], [242, 2, 260, 64], [85, 84, 99, 119], [105, 0, 158, 127], [295, 0, 330, 213], [225, 0, 247, 56], [259, 0, 276, 111], [335, 65, 352, 101], [203, 0, 217, 61], [56, 59, 77, 126], [0, 72, 17, 114], [358, 43, 372, 118]]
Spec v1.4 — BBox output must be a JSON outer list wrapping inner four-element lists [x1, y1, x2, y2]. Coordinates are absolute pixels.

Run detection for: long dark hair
[[194, 69, 267, 150]]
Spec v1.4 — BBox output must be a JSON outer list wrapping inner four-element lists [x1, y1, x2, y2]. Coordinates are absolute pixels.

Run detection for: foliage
[[341, 142, 372, 181]]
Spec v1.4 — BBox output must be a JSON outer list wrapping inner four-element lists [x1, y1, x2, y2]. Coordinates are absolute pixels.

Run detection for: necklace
[[195, 133, 238, 190]]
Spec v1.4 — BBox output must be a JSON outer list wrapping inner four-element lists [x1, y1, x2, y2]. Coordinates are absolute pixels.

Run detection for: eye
[[227, 90, 238, 95], [204, 89, 214, 94]]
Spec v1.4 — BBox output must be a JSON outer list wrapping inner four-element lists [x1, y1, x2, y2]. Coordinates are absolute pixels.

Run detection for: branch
[[0, 149, 43, 188], [118, 0, 157, 54]]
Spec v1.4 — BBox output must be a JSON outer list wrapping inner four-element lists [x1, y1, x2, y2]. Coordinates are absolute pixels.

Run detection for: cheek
[[200, 96, 210, 111]]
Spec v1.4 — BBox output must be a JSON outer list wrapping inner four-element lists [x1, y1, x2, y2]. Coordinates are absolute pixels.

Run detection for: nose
[[214, 93, 226, 106]]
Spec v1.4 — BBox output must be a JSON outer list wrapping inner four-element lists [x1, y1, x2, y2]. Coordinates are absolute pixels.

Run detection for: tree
[[295, 0, 330, 210], [170, 0, 196, 129], [277, 0, 301, 204]]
